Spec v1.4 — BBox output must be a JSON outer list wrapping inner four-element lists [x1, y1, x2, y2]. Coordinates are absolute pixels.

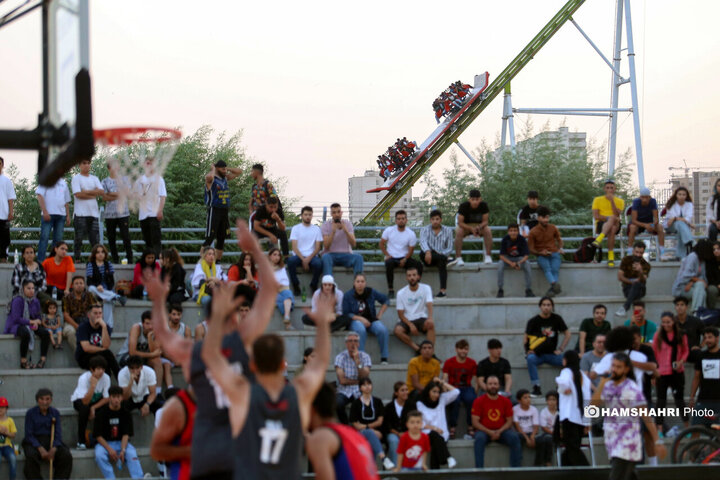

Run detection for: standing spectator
[[118, 355, 164, 416], [130, 249, 160, 299], [476, 338, 513, 397], [12, 245, 50, 307], [71, 158, 104, 261], [349, 378, 395, 470], [70, 355, 110, 449], [4, 280, 49, 369], [555, 351, 590, 466], [707, 241, 720, 308], [497, 223, 533, 298], [321, 203, 364, 276], [75, 304, 120, 378], [0, 396, 17, 480], [664, 186, 695, 260], [269, 247, 295, 328], [117, 311, 163, 390], [383, 382, 409, 466], [615, 242, 651, 317], [513, 389, 551, 467], [577, 304, 611, 356], [393, 268, 435, 354], [580, 334, 606, 389], [93, 386, 145, 479], [689, 327, 720, 426], [203, 160, 242, 261], [134, 157, 167, 255], [393, 411, 430, 472], [191, 246, 226, 307], [706, 178, 720, 241], [652, 312, 689, 433], [36, 176, 71, 262], [101, 158, 134, 264], [406, 341, 441, 394], [22, 388, 73, 480], [591, 179, 624, 267], [342, 273, 390, 364], [334, 332, 371, 424], [471, 375, 522, 468], [62, 275, 95, 351], [160, 248, 188, 304], [538, 391, 558, 466], [518, 190, 542, 238], [528, 206, 564, 297], [252, 196, 288, 255], [672, 239, 714, 314], [287, 206, 323, 296], [42, 241, 75, 300], [419, 210, 453, 297], [674, 296, 705, 362], [524, 296, 571, 398], [248, 163, 277, 214], [627, 187, 666, 256], [86, 244, 125, 331], [0, 157, 15, 263], [301, 275, 353, 332], [442, 339, 477, 439], [622, 301, 658, 345], [380, 210, 422, 297], [450, 189, 493, 266], [415, 380, 459, 469]]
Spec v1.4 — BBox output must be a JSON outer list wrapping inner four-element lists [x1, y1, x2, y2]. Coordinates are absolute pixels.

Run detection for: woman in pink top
[[652, 312, 689, 431]]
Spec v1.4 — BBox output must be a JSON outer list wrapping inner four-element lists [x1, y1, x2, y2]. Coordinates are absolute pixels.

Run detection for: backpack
[[573, 237, 601, 263], [696, 307, 720, 327]]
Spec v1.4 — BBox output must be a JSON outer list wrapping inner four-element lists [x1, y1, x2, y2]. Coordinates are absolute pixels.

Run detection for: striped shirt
[[419, 224, 454, 256]]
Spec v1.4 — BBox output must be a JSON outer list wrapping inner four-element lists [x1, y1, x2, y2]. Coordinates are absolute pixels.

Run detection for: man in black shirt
[[674, 296, 705, 362], [252, 196, 289, 255], [690, 327, 720, 427], [518, 190, 542, 238], [476, 338, 513, 397], [75, 304, 120, 378], [93, 386, 144, 479], [706, 241, 720, 308], [449, 189, 493, 267]]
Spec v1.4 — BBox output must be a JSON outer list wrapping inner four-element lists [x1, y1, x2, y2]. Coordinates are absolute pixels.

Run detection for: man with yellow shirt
[[592, 179, 625, 267], [406, 341, 441, 398]]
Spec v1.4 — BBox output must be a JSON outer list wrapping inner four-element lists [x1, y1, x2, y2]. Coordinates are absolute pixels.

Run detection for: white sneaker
[[615, 307, 626, 317], [382, 457, 395, 470], [76, 443, 87, 450], [665, 425, 682, 438], [448, 257, 463, 267], [484, 255, 493, 264], [447, 457, 457, 469]]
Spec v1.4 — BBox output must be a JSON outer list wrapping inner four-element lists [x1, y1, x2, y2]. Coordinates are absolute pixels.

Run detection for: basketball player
[[306, 383, 380, 480], [203, 160, 243, 261], [202, 283, 333, 479], [150, 387, 196, 480]]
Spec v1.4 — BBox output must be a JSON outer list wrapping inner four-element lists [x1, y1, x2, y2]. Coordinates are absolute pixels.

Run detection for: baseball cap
[[214, 160, 228, 168], [639, 187, 651, 196], [604, 178, 615, 185], [0, 397, 8, 407], [321, 275, 336, 286]]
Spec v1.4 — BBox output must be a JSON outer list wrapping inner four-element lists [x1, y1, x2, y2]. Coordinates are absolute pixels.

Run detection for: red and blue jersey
[[326, 423, 379, 480]]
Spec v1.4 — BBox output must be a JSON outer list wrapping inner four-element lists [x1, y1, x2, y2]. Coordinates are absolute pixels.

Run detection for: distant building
[[669, 170, 720, 227], [493, 126, 587, 159], [348, 170, 424, 224]]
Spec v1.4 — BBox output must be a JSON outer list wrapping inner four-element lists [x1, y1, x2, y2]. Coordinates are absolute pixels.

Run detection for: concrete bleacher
[[0, 261, 689, 478]]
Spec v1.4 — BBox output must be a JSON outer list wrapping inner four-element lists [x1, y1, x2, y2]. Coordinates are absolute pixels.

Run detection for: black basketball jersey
[[189, 330, 251, 478], [233, 382, 303, 480]]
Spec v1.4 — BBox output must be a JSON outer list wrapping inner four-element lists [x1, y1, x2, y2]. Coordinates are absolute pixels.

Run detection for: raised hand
[[236, 219, 260, 253], [143, 269, 169, 301], [210, 282, 245, 324], [306, 294, 335, 326]]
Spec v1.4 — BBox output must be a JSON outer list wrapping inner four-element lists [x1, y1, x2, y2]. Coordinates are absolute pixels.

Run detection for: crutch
[[49, 417, 56, 480]]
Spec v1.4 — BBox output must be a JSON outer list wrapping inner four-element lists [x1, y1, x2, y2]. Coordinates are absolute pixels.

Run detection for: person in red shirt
[[471, 375, 522, 468], [442, 339, 477, 438], [394, 411, 430, 472]]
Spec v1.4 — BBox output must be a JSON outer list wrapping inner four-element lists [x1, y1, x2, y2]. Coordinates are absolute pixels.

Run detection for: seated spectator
[[513, 388, 552, 467], [615, 242, 651, 317], [471, 375, 522, 468], [707, 179, 720, 241], [419, 210, 454, 297], [160, 248, 188, 304], [349, 378, 394, 470], [442, 339, 477, 439], [707, 241, 720, 309], [117, 311, 163, 392], [627, 187, 666, 257], [528, 206, 564, 297], [118, 355, 164, 416], [664, 186, 695, 260], [497, 223, 534, 298], [152, 304, 190, 390], [450, 189, 493, 266], [130, 249, 160, 299], [524, 296, 571, 398], [4, 280, 49, 369], [226, 251, 258, 290], [342, 273, 390, 364], [406, 341, 441, 396], [321, 203, 364, 276], [383, 382, 409, 466], [22, 388, 73, 480], [380, 210, 423, 297], [580, 334, 606, 389], [577, 304, 611, 356], [653, 312, 690, 433], [268, 247, 295, 329], [63, 275, 97, 349], [93, 386, 145, 479], [70, 355, 110, 449], [86, 244, 125, 331], [0, 396, 17, 480], [252, 196, 289, 255], [591, 179, 624, 267], [393, 268, 435, 354], [555, 351, 591, 466], [674, 296, 705, 363], [538, 390, 558, 466], [75, 304, 120, 378], [393, 410, 430, 472], [622, 300, 658, 345], [42, 241, 74, 299], [672, 240, 714, 314], [476, 338, 513, 397], [287, 206, 323, 296], [192, 246, 226, 307], [12, 245, 51, 308], [302, 275, 352, 331], [334, 332, 371, 424], [416, 380, 459, 469], [42, 300, 63, 350], [518, 190, 541, 238]]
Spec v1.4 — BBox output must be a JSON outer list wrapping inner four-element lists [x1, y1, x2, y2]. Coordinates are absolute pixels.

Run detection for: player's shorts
[[396, 317, 429, 334], [595, 220, 622, 235], [204, 207, 230, 250]]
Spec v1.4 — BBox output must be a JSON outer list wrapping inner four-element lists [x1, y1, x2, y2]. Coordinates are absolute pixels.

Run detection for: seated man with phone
[[321, 203, 364, 276]]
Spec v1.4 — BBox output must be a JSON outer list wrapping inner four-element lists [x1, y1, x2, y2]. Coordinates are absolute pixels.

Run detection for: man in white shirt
[[379, 210, 423, 297], [0, 157, 16, 262], [118, 354, 164, 416], [287, 206, 323, 296], [393, 267, 435, 353], [70, 355, 111, 449], [134, 157, 167, 255], [71, 158, 104, 261], [36, 177, 71, 261]]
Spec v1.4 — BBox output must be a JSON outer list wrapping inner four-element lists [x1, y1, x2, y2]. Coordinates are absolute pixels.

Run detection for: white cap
[[321, 275, 336, 286]]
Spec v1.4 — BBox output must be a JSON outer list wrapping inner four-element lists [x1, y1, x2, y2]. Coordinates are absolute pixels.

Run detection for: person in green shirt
[[577, 304, 612, 356], [622, 301, 658, 345]]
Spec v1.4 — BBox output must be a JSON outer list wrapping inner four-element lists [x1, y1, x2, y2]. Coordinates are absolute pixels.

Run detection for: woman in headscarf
[[555, 350, 591, 466], [4, 280, 49, 369], [12, 245, 51, 308], [416, 379, 459, 469]]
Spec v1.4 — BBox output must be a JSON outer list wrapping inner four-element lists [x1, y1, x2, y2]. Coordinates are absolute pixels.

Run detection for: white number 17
[[259, 420, 288, 464]]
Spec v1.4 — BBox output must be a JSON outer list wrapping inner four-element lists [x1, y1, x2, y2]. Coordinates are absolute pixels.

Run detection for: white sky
[[2, 0, 720, 211]]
